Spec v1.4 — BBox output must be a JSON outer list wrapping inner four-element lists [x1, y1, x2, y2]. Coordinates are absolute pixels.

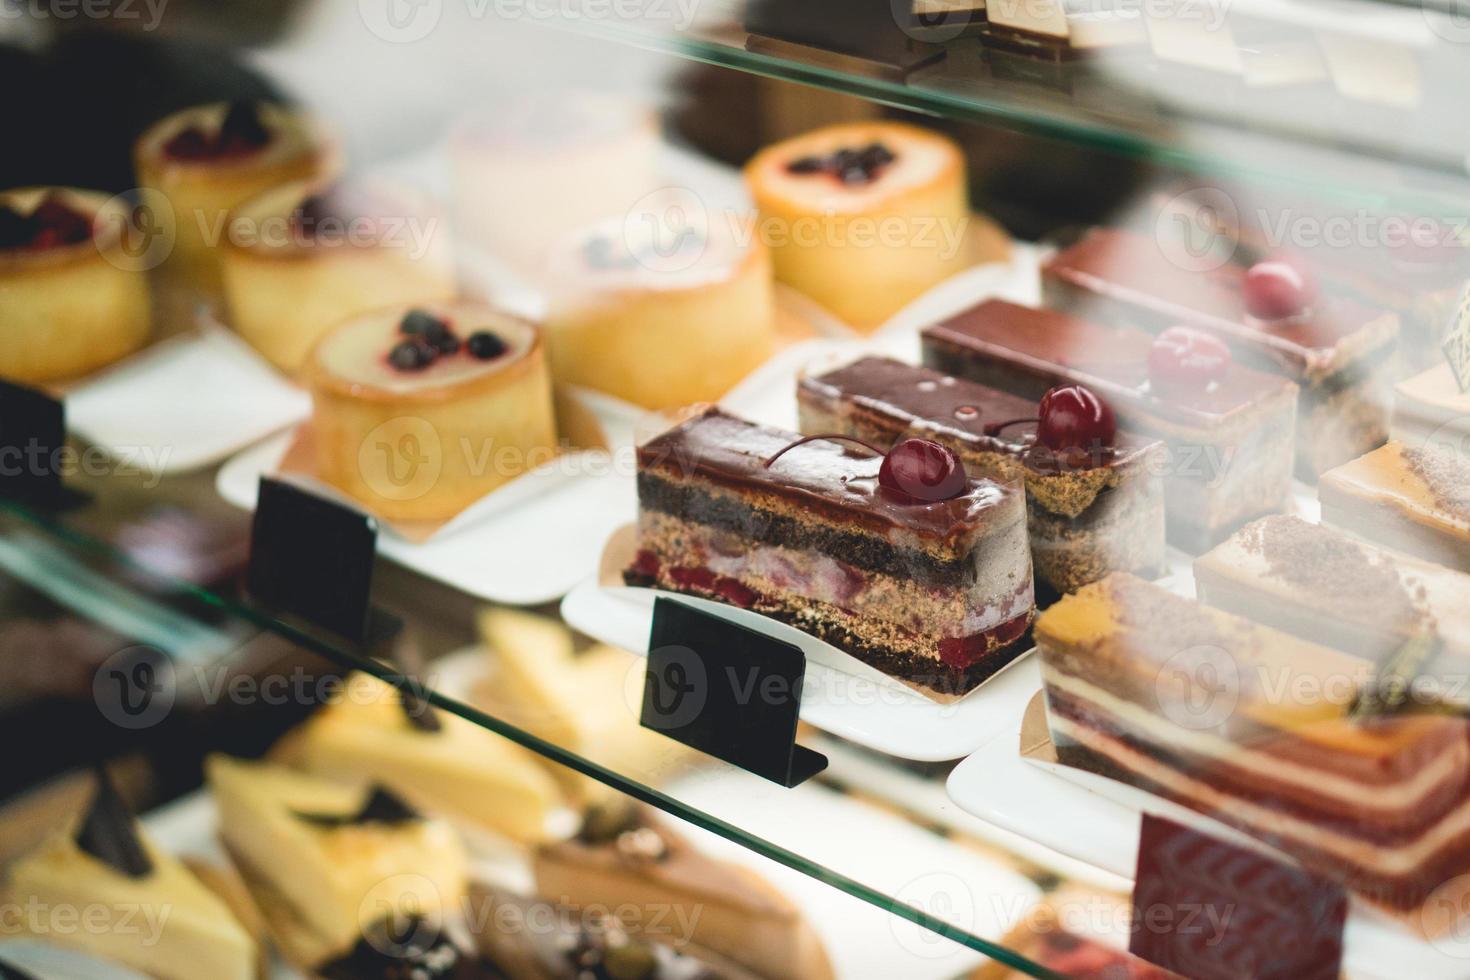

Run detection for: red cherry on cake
[[1243, 255, 1317, 320], [878, 438, 967, 504], [1148, 325, 1231, 392], [26, 195, 93, 250], [1037, 385, 1115, 451]]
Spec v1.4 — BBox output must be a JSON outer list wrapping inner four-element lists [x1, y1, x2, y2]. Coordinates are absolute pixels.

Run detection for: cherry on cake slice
[[1195, 514, 1470, 688], [1036, 573, 1470, 923], [797, 355, 1166, 595], [627, 406, 1035, 700], [921, 298, 1298, 552], [4, 769, 256, 980], [1318, 442, 1470, 575], [1043, 227, 1401, 477]]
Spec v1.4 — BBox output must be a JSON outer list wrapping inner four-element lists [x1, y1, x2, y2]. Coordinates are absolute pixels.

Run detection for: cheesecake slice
[[206, 755, 467, 964], [534, 810, 833, 980], [1319, 442, 1470, 575], [1195, 514, 1470, 686], [272, 671, 563, 843], [1037, 574, 1470, 921], [4, 771, 255, 980], [798, 355, 1166, 594], [628, 406, 1035, 700]]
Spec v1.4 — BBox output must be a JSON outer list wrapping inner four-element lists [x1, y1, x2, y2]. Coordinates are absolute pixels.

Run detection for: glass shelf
[[529, 0, 1470, 211]]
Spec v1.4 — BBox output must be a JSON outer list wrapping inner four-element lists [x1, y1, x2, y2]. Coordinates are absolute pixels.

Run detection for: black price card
[[1130, 814, 1346, 980], [0, 380, 84, 507], [641, 597, 827, 787], [246, 478, 378, 645], [1445, 284, 1470, 393]]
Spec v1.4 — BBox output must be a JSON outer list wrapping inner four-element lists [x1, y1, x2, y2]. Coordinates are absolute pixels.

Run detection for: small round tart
[[544, 210, 774, 410], [744, 122, 976, 332], [220, 178, 455, 373], [0, 187, 150, 384], [448, 93, 659, 277], [305, 302, 557, 522], [134, 101, 339, 307]]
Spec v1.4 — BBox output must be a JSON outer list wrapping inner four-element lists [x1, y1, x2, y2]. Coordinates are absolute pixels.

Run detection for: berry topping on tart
[[1148, 325, 1232, 393], [1243, 255, 1317, 321], [0, 194, 94, 252], [163, 101, 273, 161], [384, 311, 512, 373], [466, 331, 508, 360], [1037, 384, 1116, 453], [784, 142, 897, 185]]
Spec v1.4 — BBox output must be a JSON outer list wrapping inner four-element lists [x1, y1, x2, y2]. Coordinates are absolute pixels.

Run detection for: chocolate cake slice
[[627, 407, 1035, 700], [1042, 227, 1401, 478], [797, 355, 1165, 595], [1036, 573, 1470, 920], [921, 298, 1298, 552]]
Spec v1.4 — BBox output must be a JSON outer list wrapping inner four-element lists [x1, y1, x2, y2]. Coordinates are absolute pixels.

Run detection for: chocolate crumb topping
[[1256, 518, 1423, 632], [1403, 446, 1470, 519], [294, 785, 423, 828]]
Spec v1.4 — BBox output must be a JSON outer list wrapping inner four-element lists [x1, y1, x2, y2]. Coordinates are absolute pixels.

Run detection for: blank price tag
[[1443, 285, 1470, 393], [0, 380, 86, 508]]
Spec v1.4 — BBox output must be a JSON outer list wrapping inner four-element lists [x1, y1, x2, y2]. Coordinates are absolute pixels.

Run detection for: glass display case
[[2, 0, 1469, 977]]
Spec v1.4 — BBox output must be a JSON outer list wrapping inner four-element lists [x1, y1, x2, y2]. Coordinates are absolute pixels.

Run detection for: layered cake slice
[[1036, 574, 1470, 920], [921, 299, 1298, 552], [797, 356, 1166, 594], [626, 407, 1035, 699], [1320, 442, 1470, 574], [1394, 362, 1470, 448], [1043, 227, 1401, 477], [1195, 515, 1470, 683]]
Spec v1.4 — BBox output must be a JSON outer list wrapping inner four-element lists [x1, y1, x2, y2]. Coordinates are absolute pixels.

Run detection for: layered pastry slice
[[1195, 515, 1470, 684], [744, 122, 984, 331], [1394, 362, 1470, 448], [627, 407, 1035, 700], [477, 609, 692, 805], [206, 754, 467, 970], [921, 299, 1298, 552], [134, 100, 338, 309], [544, 210, 775, 409], [220, 178, 455, 372], [535, 809, 833, 980], [4, 770, 255, 980], [1319, 442, 1470, 574], [272, 671, 563, 843], [798, 356, 1165, 595], [1043, 227, 1401, 477], [305, 301, 557, 522], [1036, 574, 1470, 921], [0, 188, 151, 384]]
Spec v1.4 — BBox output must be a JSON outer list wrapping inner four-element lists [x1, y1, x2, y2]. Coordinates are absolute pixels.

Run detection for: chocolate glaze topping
[[801, 356, 1158, 474], [922, 299, 1293, 425], [294, 785, 423, 828], [75, 766, 153, 879], [320, 917, 500, 980], [1044, 228, 1390, 366], [637, 408, 1017, 545]]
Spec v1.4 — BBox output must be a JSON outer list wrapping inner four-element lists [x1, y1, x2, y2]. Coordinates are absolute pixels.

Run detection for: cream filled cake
[[1318, 442, 1470, 575], [449, 93, 659, 278], [134, 100, 339, 311], [627, 407, 1035, 699], [1394, 362, 1470, 448], [744, 122, 979, 331], [0, 187, 151, 383], [220, 178, 455, 372], [544, 211, 775, 409], [304, 302, 557, 522]]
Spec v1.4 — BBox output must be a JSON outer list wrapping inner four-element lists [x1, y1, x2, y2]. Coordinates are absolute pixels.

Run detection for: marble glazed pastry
[[220, 178, 455, 372], [304, 302, 557, 523], [0, 187, 151, 383], [133, 100, 338, 311]]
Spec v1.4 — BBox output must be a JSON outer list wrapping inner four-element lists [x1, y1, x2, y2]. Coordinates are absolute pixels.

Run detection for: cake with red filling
[[1043, 227, 1401, 478], [134, 101, 339, 312], [921, 299, 1298, 552], [626, 406, 1035, 699], [744, 122, 986, 331], [304, 302, 556, 522], [0, 187, 151, 383], [798, 356, 1165, 594], [220, 179, 455, 373], [1036, 573, 1470, 926]]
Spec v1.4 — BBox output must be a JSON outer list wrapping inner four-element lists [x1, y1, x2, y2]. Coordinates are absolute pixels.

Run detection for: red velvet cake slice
[[1043, 227, 1401, 478], [797, 355, 1166, 595], [921, 298, 1298, 552], [627, 407, 1035, 700]]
